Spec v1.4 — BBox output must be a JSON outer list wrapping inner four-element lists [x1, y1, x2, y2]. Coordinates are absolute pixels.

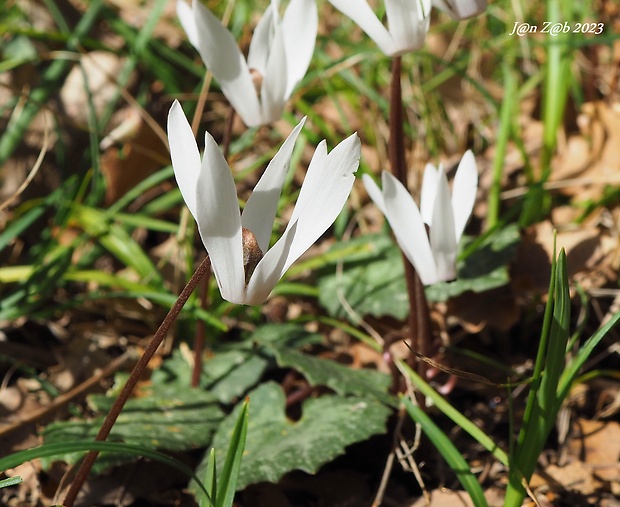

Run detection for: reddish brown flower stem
[[388, 56, 431, 393], [62, 255, 212, 507]]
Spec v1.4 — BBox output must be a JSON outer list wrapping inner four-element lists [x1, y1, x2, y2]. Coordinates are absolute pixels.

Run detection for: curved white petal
[[362, 173, 387, 216], [451, 150, 478, 242], [420, 163, 439, 226], [328, 0, 396, 56], [429, 169, 457, 281], [176, 0, 199, 50], [280, 133, 361, 275], [385, 0, 430, 55], [195, 132, 245, 304], [381, 171, 438, 285], [281, 0, 318, 98], [432, 0, 487, 20], [167, 100, 202, 220], [242, 117, 306, 252], [247, 3, 275, 75], [244, 221, 298, 305], [192, 1, 262, 127], [260, 24, 288, 124]]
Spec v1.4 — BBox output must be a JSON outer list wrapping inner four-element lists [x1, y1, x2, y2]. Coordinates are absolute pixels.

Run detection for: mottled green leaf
[[316, 233, 409, 321], [317, 225, 520, 321], [271, 347, 396, 406], [42, 383, 224, 473], [197, 382, 392, 491]]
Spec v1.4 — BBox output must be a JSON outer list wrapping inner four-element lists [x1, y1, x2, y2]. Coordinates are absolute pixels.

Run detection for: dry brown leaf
[[568, 418, 620, 485]]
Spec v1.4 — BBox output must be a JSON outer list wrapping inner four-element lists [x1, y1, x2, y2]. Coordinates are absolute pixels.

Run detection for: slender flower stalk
[[63, 256, 212, 507], [177, 0, 318, 127], [363, 151, 478, 286], [167, 100, 361, 305]]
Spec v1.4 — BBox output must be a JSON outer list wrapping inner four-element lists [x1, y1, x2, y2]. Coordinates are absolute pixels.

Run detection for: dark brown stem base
[[62, 256, 212, 507], [388, 56, 431, 395]]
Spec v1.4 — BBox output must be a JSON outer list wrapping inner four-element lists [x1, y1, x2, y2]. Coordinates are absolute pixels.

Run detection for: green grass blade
[[0, 477, 23, 489], [399, 361, 508, 466], [539, 249, 570, 429], [0, 0, 105, 166], [0, 441, 211, 503], [216, 398, 249, 507], [402, 397, 489, 507], [487, 59, 517, 228], [555, 311, 620, 413], [72, 205, 165, 288]]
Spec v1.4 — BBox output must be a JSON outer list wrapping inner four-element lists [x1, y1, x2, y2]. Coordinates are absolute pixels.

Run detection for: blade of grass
[[0, 441, 211, 505], [402, 397, 489, 507], [399, 361, 508, 467], [487, 58, 517, 228], [215, 398, 249, 507], [0, 477, 23, 489], [0, 0, 105, 166], [555, 311, 620, 412], [72, 205, 165, 289]]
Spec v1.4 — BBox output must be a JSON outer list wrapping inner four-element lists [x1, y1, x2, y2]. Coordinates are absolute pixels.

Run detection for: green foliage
[[193, 400, 250, 507], [270, 347, 396, 406], [0, 477, 23, 489], [42, 381, 224, 473], [194, 382, 392, 493], [401, 249, 620, 506], [316, 224, 520, 321], [0, 441, 210, 499], [403, 398, 489, 507]]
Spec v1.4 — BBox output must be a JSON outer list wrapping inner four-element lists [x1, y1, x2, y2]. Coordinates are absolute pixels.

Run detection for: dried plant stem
[[388, 56, 431, 391], [62, 256, 212, 507]]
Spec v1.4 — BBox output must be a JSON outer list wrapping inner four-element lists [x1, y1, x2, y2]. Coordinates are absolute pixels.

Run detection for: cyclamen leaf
[[194, 382, 392, 492], [42, 382, 224, 473]]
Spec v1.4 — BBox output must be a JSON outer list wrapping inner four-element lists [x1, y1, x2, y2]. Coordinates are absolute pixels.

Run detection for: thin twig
[[62, 256, 212, 507]]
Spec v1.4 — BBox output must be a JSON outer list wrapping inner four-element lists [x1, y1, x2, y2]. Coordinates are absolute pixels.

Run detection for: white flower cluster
[[167, 0, 485, 304]]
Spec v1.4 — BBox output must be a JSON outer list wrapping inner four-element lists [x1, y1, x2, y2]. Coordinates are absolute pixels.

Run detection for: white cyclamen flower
[[168, 100, 361, 305], [328, 0, 431, 57], [177, 0, 318, 128], [432, 0, 487, 20], [363, 151, 478, 285]]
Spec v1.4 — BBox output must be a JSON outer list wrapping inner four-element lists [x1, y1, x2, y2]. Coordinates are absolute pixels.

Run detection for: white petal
[[280, 133, 361, 275], [432, 0, 487, 20], [328, 0, 397, 56], [195, 132, 246, 304], [244, 221, 298, 305], [242, 117, 306, 252], [167, 100, 201, 220], [429, 169, 457, 282], [451, 150, 478, 242], [362, 173, 387, 216], [192, 1, 262, 127], [247, 3, 275, 75], [176, 0, 199, 50], [259, 23, 288, 124], [281, 0, 318, 98], [385, 0, 430, 55], [381, 171, 438, 285], [420, 163, 439, 226]]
